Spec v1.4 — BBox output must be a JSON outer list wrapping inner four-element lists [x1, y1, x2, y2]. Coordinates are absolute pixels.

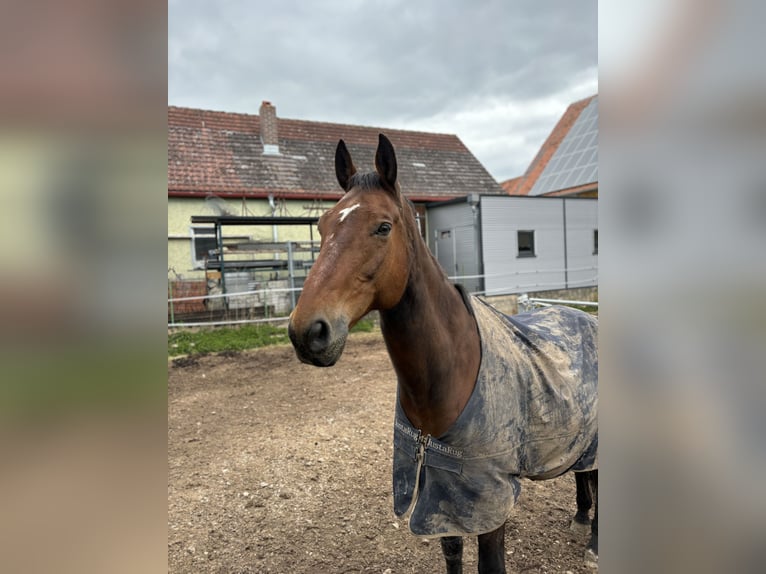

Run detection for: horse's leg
[[477, 523, 506, 574], [571, 471, 593, 534], [585, 470, 598, 567], [440, 536, 463, 574]]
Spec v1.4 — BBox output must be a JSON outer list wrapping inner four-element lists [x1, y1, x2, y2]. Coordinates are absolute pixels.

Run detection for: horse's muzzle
[[288, 316, 349, 367]]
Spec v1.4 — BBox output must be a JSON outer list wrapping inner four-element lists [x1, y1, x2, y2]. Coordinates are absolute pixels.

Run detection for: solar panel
[[529, 97, 598, 196]]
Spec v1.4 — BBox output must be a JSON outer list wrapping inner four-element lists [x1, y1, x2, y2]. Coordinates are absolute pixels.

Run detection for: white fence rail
[[517, 293, 599, 313], [167, 285, 303, 328], [168, 272, 598, 328]]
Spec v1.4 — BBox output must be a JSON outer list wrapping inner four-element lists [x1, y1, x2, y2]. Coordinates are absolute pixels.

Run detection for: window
[[593, 229, 598, 255], [191, 226, 218, 269], [517, 230, 535, 258]]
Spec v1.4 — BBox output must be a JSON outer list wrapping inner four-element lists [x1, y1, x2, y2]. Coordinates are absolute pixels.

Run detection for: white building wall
[[563, 199, 599, 289], [480, 196, 567, 295]]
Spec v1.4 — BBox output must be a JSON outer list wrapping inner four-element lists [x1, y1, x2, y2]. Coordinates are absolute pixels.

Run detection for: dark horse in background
[[289, 134, 598, 573]]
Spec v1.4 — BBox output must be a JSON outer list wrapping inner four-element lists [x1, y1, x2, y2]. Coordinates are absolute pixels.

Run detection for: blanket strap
[[394, 419, 464, 475]]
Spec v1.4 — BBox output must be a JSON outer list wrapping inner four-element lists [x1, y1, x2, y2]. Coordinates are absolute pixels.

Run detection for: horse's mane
[[401, 193, 450, 283]]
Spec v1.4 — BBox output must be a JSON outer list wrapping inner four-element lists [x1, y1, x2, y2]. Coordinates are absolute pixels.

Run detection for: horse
[[288, 134, 598, 573]]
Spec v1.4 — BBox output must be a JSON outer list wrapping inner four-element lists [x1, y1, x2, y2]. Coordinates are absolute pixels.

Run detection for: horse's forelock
[[347, 171, 384, 191]]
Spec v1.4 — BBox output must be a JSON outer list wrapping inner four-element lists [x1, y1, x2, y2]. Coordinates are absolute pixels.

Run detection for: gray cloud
[[169, 0, 597, 181]]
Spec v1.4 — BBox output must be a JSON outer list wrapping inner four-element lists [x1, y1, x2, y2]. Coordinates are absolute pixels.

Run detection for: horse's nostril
[[307, 319, 331, 353]]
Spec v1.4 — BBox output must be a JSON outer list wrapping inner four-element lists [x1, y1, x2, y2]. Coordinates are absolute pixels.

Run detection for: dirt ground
[[168, 332, 594, 573]]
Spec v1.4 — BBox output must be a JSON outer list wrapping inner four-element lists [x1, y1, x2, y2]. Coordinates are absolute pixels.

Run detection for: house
[[167, 102, 504, 319], [502, 94, 598, 198], [168, 101, 505, 282]]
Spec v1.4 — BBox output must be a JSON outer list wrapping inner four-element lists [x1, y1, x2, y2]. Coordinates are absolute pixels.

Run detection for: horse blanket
[[393, 292, 598, 537]]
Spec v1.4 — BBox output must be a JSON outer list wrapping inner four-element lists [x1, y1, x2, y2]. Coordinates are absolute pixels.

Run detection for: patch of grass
[[350, 317, 376, 333], [568, 303, 598, 315], [168, 323, 290, 357], [168, 316, 379, 358]]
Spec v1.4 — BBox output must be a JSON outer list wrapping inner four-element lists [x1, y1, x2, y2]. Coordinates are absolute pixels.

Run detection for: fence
[[517, 293, 599, 313], [447, 265, 598, 296], [168, 270, 599, 329], [167, 285, 303, 328]]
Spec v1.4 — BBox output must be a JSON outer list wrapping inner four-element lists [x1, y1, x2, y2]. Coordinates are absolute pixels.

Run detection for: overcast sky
[[168, 0, 597, 183]]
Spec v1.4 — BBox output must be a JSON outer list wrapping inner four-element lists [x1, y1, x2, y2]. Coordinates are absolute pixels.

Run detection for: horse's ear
[[335, 139, 357, 191], [375, 133, 397, 192]]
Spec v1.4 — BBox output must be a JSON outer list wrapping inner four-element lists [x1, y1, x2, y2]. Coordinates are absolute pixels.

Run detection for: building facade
[[427, 195, 597, 296], [168, 102, 504, 282]]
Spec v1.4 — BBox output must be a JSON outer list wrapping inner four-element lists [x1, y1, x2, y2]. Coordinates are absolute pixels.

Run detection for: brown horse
[[288, 134, 598, 573]]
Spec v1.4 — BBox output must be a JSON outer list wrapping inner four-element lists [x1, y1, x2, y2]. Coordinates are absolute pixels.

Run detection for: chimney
[[259, 100, 280, 155]]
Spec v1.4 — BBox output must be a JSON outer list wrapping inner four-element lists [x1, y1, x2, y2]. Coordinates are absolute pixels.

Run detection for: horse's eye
[[375, 222, 392, 237]]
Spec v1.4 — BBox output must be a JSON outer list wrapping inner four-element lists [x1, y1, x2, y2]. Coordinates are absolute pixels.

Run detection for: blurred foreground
[[0, 0, 167, 572], [600, 0, 766, 572]]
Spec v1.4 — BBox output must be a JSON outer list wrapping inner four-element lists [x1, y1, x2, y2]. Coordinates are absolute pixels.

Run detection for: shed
[[427, 195, 597, 295]]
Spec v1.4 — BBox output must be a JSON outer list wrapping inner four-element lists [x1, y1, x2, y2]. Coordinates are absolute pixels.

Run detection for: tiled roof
[[168, 105, 504, 201], [505, 94, 598, 197], [500, 176, 521, 195]]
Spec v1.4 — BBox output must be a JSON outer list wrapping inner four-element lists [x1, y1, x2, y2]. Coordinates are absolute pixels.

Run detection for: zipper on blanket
[[417, 433, 430, 463], [403, 432, 430, 521]]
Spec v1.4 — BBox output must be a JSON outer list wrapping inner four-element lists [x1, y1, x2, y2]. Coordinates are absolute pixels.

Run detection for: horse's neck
[[379, 239, 481, 437]]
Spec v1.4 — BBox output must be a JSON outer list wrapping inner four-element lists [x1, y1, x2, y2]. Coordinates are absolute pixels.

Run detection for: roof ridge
[[168, 104, 505, 200], [168, 105, 459, 139], [570, 93, 598, 107]]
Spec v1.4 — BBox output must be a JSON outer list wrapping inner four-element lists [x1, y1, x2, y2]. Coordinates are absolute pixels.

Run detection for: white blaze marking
[[338, 203, 361, 222]]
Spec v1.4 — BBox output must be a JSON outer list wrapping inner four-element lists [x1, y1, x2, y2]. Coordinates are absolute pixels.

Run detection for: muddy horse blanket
[[393, 293, 598, 537]]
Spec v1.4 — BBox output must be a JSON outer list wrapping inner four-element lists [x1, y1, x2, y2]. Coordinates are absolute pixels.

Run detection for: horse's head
[[288, 134, 415, 366]]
